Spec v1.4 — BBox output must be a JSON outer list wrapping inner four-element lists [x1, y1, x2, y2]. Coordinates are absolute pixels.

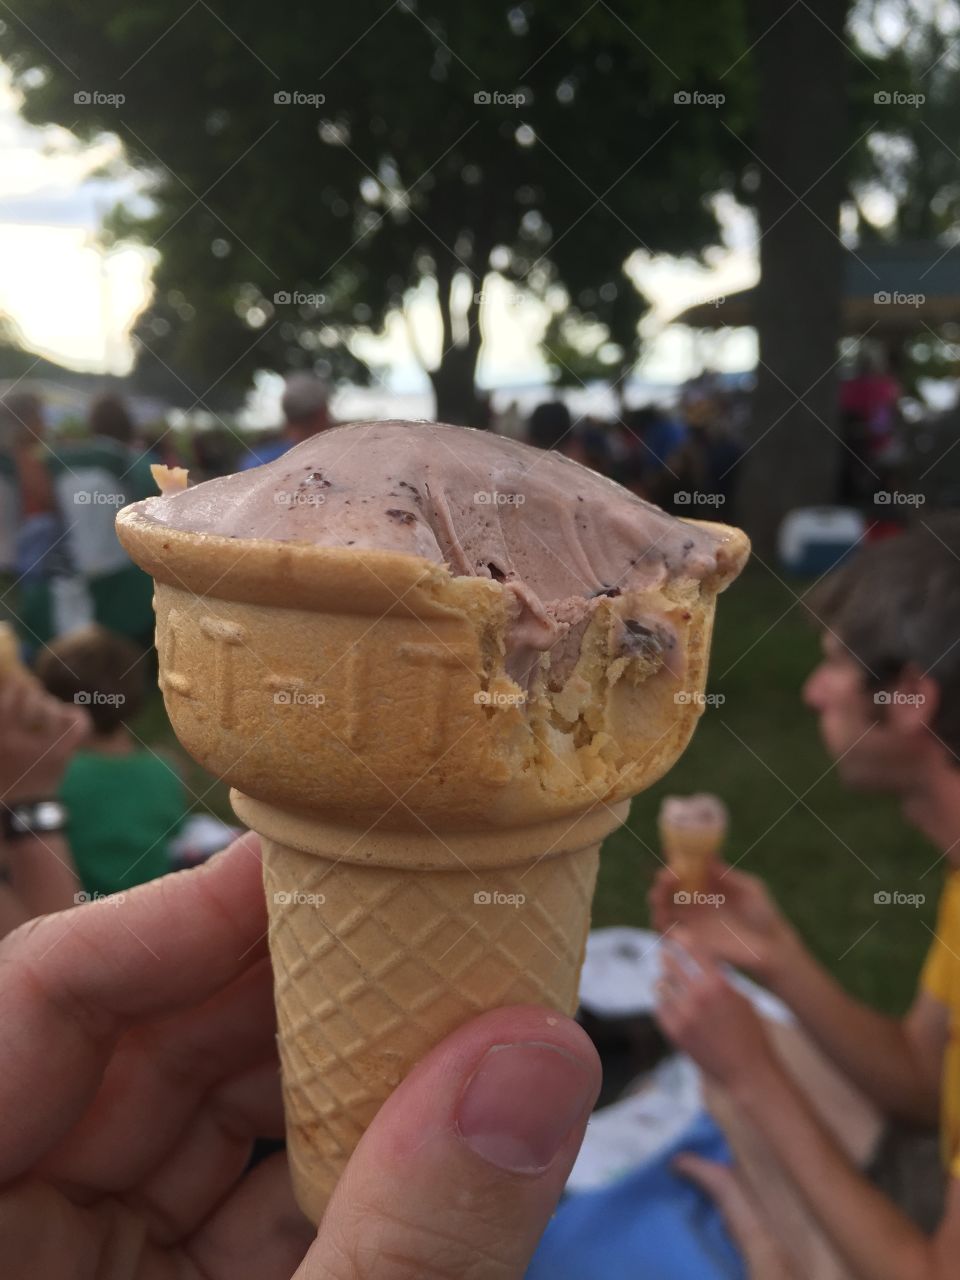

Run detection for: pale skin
[[0, 670, 90, 931], [651, 634, 960, 1279], [0, 835, 601, 1280], [670, 1146, 799, 1279]]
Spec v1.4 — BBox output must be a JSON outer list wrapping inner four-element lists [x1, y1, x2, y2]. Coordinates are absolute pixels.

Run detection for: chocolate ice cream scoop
[[659, 793, 729, 832], [136, 420, 744, 677]]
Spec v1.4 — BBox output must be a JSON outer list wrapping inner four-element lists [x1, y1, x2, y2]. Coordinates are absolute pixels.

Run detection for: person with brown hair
[[36, 624, 187, 899], [652, 515, 960, 1279]]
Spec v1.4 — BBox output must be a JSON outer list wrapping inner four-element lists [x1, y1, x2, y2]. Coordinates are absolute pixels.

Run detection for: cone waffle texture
[[255, 802, 617, 1221]]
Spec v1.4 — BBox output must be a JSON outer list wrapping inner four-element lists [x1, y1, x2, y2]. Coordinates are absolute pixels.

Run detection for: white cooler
[[778, 506, 866, 575]]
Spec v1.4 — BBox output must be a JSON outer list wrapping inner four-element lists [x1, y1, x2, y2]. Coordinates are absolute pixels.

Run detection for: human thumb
[[294, 1004, 600, 1279]]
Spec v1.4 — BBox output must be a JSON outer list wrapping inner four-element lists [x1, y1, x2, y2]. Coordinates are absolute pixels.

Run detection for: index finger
[[0, 833, 267, 1177]]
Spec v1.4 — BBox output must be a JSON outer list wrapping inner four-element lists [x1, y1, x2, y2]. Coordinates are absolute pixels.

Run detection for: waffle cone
[[0, 621, 26, 679], [235, 791, 626, 1222], [659, 824, 725, 892]]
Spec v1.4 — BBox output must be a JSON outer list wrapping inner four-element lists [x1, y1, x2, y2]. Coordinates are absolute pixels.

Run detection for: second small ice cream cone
[[658, 793, 728, 893], [0, 622, 25, 679]]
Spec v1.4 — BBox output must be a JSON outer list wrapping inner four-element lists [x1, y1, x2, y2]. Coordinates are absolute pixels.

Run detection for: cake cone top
[[116, 423, 751, 822], [659, 793, 729, 831]]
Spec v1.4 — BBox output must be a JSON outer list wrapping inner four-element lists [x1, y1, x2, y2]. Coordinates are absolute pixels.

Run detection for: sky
[[0, 61, 758, 410]]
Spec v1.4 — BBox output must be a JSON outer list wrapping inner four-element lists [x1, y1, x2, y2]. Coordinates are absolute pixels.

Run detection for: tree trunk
[[739, 0, 850, 556], [429, 350, 483, 425], [428, 267, 485, 426]]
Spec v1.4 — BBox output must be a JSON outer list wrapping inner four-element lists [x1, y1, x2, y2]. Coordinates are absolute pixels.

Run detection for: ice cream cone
[[658, 794, 728, 894], [235, 790, 625, 1220], [116, 425, 749, 1220], [0, 621, 25, 679]]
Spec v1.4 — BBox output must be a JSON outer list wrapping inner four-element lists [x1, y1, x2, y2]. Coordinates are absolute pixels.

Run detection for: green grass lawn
[[131, 562, 940, 1017]]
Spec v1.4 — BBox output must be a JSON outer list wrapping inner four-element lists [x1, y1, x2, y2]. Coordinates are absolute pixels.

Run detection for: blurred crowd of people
[[839, 347, 908, 504], [0, 359, 860, 935], [0, 371, 744, 661], [0, 339, 935, 676], [0, 352, 914, 933], [0, 367, 744, 939], [0, 389, 156, 646], [495, 372, 748, 518], [0, 375, 335, 648]]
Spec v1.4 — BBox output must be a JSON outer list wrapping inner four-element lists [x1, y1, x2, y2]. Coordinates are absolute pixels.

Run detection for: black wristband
[[2, 799, 68, 841]]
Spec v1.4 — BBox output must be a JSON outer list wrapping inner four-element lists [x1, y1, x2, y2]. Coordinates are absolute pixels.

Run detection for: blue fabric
[[239, 439, 291, 470], [640, 416, 687, 472], [16, 511, 70, 581], [526, 1111, 745, 1280]]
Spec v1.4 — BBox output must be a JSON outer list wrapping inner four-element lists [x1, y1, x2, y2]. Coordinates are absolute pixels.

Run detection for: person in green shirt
[[36, 624, 186, 899], [18, 394, 157, 649]]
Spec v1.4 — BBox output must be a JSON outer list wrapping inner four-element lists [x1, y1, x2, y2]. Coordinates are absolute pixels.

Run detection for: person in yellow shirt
[[652, 516, 960, 1279], [921, 872, 960, 1180]]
